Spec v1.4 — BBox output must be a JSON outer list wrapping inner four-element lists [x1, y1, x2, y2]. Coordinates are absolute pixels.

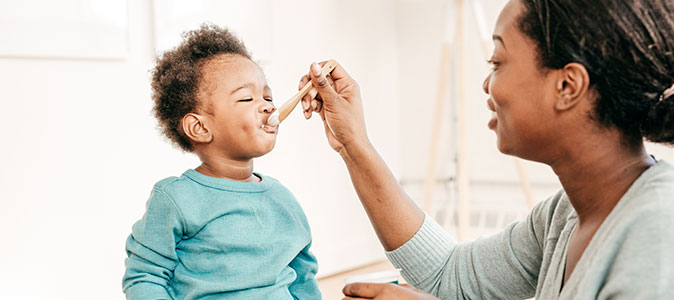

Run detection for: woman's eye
[[487, 59, 500, 70], [264, 98, 273, 102], [239, 98, 253, 102]]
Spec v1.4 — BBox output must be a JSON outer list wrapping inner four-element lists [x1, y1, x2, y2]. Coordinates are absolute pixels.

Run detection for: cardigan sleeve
[[386, 196, 557, 299]]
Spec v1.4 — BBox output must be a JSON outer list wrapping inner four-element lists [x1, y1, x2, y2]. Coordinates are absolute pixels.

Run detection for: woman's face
[[483, 0, 559, 161]]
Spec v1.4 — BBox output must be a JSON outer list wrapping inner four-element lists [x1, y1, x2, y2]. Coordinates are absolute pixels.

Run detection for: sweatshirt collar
[[183, 169, 272, 193]]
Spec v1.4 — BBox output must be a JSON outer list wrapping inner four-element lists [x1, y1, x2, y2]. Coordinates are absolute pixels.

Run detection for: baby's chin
[[250, 140, 277, 158]]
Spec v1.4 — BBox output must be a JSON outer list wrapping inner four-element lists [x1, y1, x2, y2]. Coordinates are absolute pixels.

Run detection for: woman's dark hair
[[151, 23, 250, 152], [518, 0, 674, 145]]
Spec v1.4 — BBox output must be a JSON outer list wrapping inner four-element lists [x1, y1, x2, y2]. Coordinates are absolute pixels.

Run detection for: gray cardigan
[[387, 160, 674, 299]]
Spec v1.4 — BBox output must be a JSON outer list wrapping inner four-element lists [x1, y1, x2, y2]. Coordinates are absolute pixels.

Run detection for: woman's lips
[[487, 98, 496, 112], [488, 111, 498, 130], [487, 99, 497, 130]]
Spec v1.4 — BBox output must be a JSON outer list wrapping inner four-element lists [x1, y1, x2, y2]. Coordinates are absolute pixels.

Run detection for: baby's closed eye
[[238, 98, 273, 102]]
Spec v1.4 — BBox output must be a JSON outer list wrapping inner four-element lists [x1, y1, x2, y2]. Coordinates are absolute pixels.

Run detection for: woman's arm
[[303, 62, 545, 300], [302, 62, 424, 251], [339, 139, 426, 250]]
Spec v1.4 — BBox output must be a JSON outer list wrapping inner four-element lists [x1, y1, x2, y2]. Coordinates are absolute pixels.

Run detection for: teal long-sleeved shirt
[[123, 170, 321, 300]]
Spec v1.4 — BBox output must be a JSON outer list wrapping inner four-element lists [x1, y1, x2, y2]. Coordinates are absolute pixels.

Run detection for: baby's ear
[[182, 113, 212, 144]]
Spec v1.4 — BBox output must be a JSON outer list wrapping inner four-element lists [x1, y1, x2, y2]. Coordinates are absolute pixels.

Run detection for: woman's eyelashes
[[487, 58, 501, 70]]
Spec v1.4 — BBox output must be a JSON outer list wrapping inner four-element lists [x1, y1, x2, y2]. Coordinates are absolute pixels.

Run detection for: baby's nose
[[261, 102, 276, 114]]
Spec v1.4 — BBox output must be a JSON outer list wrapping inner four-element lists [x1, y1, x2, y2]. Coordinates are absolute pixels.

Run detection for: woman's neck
[[195, 153, 258, 182], [549, 136, 654, 226]]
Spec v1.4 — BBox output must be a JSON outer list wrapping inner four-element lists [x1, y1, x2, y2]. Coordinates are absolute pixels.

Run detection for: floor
[[317, 260, 401, 299]]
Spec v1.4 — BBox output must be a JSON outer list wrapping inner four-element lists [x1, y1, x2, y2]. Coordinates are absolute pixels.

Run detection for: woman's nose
[[482, 74, 491, 94]]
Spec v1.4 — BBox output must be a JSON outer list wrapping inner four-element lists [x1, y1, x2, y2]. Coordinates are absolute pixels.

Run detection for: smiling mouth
[[487, 99, 497, 129], [487, 99, 496, 112]]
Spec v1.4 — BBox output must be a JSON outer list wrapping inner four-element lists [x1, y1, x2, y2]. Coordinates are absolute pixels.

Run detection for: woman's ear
[[182, 113, 212, 144], [554, 62, 592, 111]]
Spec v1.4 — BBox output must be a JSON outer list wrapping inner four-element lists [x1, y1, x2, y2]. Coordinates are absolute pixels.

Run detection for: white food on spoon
[[267, 113, 280, 126]]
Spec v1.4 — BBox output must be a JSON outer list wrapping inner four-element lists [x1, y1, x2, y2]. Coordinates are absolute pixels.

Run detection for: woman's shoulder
[[624, 159, 674, 208], [522, 189, 576, 244], [608, 159, 674, 230], [642, 159, 674, 189]]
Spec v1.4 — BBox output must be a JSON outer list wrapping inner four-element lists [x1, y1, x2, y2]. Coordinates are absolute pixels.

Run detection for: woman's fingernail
[[311, 63, 322, 77], [312, 100, 318, 110], [302, 101, 309, 110]]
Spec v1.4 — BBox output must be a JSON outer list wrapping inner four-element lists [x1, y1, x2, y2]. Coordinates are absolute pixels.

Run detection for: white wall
[[0, 0, 398, 299]]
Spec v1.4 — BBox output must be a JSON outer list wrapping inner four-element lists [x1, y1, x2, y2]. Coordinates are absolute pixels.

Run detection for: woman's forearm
[[301, 61, 426, 250], [340, 140, 425, 251]]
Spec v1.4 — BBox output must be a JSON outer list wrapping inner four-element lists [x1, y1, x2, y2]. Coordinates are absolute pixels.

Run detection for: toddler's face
[[200, 55, 278, 159]]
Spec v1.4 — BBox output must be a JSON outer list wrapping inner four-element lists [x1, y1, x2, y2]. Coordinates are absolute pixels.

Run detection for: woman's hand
[[299, 61, 369, 155], [342, 283, 440, 300]]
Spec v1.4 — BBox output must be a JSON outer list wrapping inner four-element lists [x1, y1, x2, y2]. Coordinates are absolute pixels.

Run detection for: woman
[[300, 0, 674, 299]]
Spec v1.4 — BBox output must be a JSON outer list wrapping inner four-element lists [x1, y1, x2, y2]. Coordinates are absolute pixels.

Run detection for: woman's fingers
[[342, 282, 440, 300], [301, 69, 334, 119], [296, 60, 367, 153], [342, 283, 387, 298], [300, 74, 312, 119], [309, 62, 341, 107]]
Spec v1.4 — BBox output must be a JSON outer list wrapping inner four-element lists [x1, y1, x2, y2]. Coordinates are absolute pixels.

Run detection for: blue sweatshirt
[[123, 170, 321, 300]]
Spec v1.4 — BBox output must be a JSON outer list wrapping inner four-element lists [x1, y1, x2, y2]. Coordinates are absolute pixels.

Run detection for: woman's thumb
[[310, 62, 339, 106]]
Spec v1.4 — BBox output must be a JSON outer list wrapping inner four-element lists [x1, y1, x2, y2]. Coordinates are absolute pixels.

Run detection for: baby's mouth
[[260, 123, 278, 134]]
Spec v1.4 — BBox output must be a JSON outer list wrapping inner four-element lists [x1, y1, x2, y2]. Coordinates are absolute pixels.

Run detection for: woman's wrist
[[339, 135, 374, 162]]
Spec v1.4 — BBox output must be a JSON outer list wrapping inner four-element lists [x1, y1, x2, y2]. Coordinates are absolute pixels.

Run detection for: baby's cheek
[[240, 118, 257, 132]]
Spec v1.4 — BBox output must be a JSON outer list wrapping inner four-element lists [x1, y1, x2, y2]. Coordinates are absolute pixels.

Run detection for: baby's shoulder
[[153, 175, 187, 192], [153, 176, 181, 190], [150, 174, 207, 202]]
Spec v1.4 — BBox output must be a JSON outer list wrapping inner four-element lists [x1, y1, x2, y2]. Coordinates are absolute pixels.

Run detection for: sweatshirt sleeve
[[122, 188, 185, 300], [288, 241, 321, 300], [386, 197, 555, 300]]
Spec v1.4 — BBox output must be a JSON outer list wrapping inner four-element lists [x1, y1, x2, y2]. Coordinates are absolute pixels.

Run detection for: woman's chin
[[495, 138, 513, 155]]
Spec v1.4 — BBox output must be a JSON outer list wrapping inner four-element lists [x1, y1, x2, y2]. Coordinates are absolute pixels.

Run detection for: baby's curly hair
[[151, 23, 250, 152]]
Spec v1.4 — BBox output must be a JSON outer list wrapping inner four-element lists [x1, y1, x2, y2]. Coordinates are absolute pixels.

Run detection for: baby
[[122, 24, 321, 300]]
